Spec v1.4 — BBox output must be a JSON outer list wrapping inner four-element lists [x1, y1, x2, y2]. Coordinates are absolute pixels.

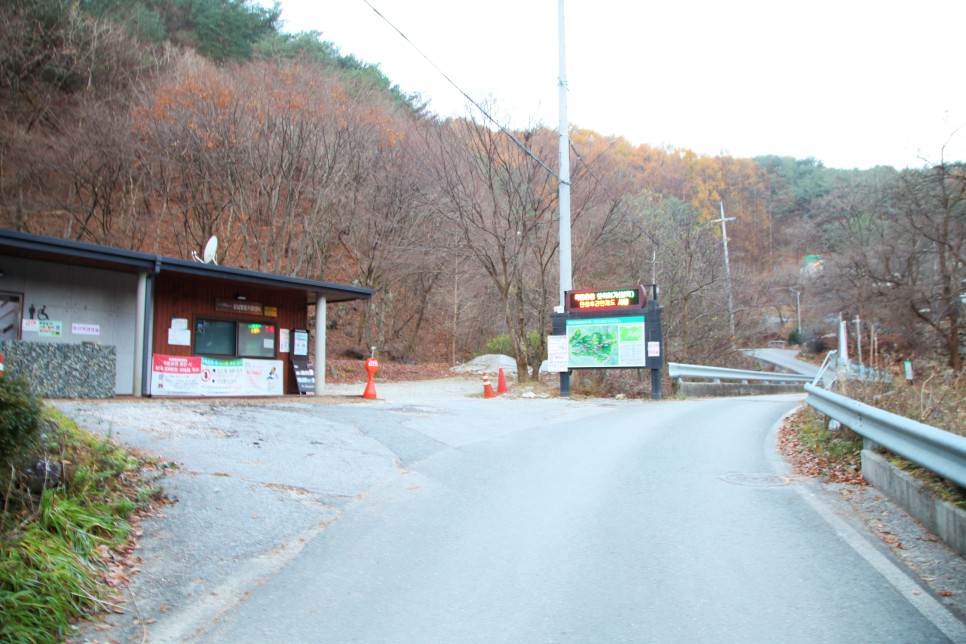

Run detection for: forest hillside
[[2, 0, 963, 377]]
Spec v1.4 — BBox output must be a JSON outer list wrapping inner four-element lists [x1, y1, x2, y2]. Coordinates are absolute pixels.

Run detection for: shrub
[[482, 332, 543, 359], [0, 377, 44, 470], [1, 410, 153, 641]]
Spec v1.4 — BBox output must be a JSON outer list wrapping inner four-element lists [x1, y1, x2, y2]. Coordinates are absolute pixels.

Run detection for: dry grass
[[841, 361, 966, 438]]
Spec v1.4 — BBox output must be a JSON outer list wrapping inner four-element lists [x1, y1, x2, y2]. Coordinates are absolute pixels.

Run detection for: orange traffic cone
[[482, 372, 497, 399], [362, 356, 378, 399], [497, 368, 508, 395]]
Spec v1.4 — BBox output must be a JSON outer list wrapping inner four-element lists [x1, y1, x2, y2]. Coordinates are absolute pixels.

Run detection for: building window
[[194, 318, 276, 359], [195, 318, 236, 357], [238, 323, 276, 358]]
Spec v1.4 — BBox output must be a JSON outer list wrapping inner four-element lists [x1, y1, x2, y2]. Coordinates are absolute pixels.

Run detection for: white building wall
[[0, 256, 139, 395]]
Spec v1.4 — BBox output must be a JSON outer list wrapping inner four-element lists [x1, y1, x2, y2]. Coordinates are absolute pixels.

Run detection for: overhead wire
[[358, 0, 560, 181]]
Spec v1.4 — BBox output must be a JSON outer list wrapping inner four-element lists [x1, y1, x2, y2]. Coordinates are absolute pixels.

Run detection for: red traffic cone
[[497, 368, 508, 395], [482, 372, 497, 399]]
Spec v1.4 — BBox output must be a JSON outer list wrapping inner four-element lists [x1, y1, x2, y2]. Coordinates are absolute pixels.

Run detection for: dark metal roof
[[0, 229, 373, 304]]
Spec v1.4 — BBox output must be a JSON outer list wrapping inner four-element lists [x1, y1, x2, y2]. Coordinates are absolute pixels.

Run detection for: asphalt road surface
[[61, 384, 966, 643]]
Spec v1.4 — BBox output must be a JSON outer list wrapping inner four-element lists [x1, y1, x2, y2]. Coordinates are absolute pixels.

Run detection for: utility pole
[[557, 0, 572, 396], [788, 288, 801, 338], [854, 315, 863, 369], [712, 201, 736, 349]]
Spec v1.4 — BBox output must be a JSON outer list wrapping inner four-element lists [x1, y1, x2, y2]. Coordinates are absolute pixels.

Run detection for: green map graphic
[[619, 324, 643, 342], [565, 315, 646, 369], [568, 325, 619, 366]]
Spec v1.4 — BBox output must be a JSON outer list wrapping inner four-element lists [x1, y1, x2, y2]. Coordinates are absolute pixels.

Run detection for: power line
[[359, 0, 559, 180]]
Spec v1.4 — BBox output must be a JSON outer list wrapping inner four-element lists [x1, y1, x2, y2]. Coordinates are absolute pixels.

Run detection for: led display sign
[[565, 286, 645, 312]]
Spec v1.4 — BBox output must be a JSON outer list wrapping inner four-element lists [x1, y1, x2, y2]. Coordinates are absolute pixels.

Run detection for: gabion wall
[[1, 341, 116, 399]]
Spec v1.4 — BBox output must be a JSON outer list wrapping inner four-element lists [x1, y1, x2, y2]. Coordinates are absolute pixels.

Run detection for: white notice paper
[[168, 328, 191, 346], [547, 335, 569, 373]]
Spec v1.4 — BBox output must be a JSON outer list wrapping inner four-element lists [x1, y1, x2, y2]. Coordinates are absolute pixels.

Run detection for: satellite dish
[[202, 236, 218, 265]]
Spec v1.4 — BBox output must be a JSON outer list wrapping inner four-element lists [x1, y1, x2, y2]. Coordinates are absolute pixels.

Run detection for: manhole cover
[[719, 472, 788, 487], [389, 406, 439, 417]]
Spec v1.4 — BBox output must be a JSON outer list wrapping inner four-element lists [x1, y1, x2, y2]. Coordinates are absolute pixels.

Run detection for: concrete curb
[[862, 449, 966, 558], [673, 382, 805, 397]]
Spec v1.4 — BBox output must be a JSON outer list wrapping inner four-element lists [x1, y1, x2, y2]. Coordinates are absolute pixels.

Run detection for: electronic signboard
[[565, 286, 645, 313]]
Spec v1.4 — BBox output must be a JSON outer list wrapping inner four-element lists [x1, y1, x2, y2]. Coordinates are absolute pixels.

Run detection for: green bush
[[787, 329, 803, 346], [0, 377, 43, 470], [482, 332, 543, 358]]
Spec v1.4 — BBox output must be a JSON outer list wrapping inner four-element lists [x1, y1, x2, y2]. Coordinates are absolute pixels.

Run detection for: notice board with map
[[565, 315, 646, 368]]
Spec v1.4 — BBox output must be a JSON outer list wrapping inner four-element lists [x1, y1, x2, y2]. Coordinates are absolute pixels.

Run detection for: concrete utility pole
[[838, 315, 850, 369], [787, 287, 801, 337], [712, 201, 736, 349], [557, 0, 572, 396]]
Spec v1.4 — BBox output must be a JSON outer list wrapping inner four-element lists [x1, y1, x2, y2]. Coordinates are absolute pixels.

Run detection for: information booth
[[0, 230, 372, 397]]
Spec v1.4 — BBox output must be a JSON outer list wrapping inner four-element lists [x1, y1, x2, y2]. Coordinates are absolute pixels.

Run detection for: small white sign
[[168, 328, 191, 346], [22, 319, 38, 333], [72, 323, 100, 336], [293, 330, 309, 356], [279, 329, 290, 353], [647, 341, 661, 357], [171, 318, 188, 330], [547, 335, 569, 373]]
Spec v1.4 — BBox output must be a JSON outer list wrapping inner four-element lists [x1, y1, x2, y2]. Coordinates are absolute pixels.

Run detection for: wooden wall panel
[[152, 275, 309, 394]]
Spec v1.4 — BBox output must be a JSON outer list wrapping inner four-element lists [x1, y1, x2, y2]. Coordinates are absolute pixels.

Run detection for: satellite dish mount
[[202, 236, 218, 265]]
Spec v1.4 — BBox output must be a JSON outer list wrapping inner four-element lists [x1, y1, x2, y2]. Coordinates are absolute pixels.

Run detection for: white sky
[[277, 0, 965, 170]]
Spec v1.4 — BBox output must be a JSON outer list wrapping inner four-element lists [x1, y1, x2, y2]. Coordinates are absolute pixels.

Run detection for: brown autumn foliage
[[1, 0, 964, 371]]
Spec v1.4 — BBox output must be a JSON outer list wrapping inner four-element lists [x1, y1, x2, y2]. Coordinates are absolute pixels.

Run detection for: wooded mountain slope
[[2, 0, 963, 374]]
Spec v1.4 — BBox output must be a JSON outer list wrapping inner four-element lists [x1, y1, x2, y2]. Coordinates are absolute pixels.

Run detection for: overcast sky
[[276, 0, 965, 170]]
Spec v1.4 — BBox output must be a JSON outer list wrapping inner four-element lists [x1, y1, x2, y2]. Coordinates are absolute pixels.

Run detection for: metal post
[[551, 312, 569, 397], [647, 291, 663, 401]]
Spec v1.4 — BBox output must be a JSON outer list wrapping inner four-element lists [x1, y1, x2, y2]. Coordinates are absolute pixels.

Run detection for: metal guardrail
[[804, 383, 966, 489], [671, 354, 961, 488], [668, 362, 813, 384]]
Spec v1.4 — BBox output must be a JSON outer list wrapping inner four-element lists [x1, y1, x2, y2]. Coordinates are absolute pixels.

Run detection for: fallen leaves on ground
[[777, 411, 866, 485], [326, 360, 454, 384]]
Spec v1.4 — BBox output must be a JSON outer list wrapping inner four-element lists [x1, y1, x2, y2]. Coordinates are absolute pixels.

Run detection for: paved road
[[744, 347, 829, 382], [62, 385, 965, 643]]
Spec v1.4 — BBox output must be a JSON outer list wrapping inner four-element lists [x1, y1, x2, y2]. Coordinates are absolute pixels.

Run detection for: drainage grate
[[719, 472, 789, 487]]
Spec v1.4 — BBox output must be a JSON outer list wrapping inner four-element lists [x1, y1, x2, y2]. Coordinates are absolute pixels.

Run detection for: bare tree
[[418, 116, 561, 380], [830, 161, 966, 369], [614, 193, 735, 363]]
